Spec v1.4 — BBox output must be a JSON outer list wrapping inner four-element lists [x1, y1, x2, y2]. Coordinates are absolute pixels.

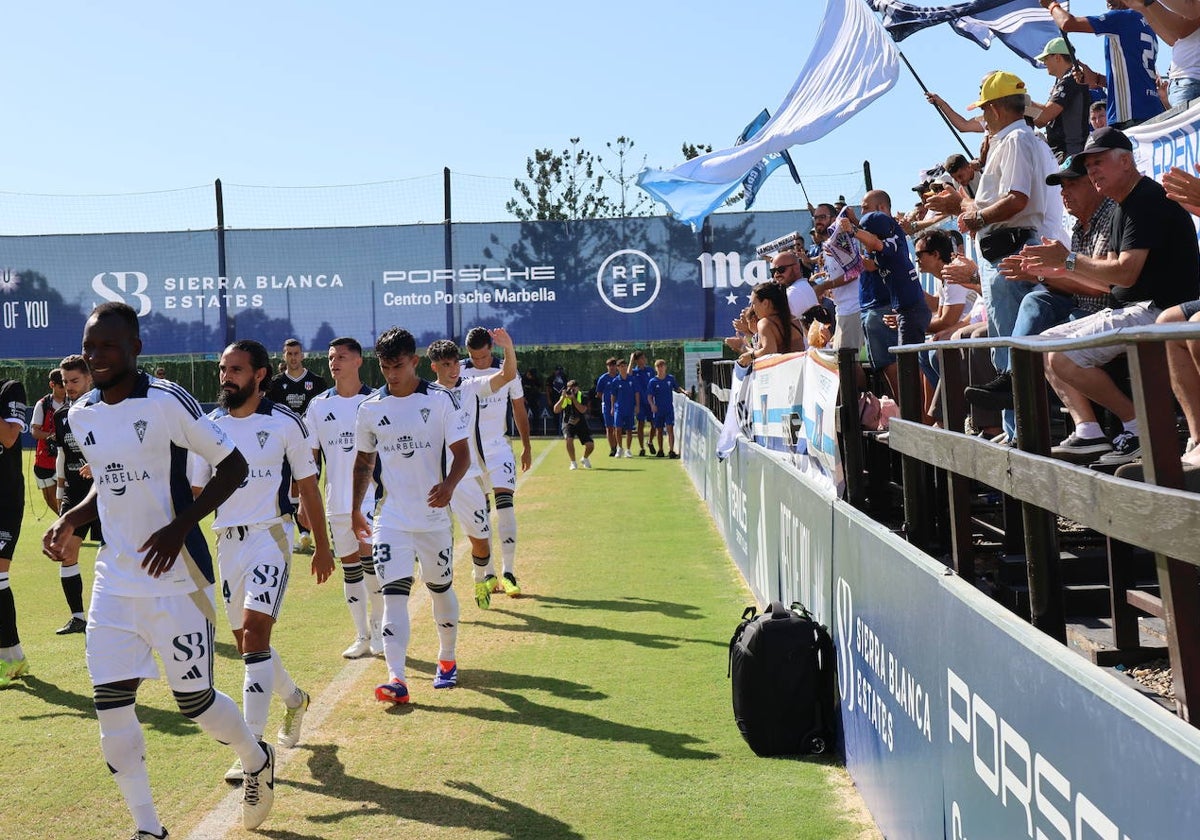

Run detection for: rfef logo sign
[[596, 249, 660, 313]]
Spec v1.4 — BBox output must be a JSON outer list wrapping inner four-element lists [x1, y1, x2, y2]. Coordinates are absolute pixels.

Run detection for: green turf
[[1, 442, 878, 839]]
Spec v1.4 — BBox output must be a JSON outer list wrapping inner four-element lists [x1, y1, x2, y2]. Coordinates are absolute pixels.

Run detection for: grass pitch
[[2, 441, 878, 839]]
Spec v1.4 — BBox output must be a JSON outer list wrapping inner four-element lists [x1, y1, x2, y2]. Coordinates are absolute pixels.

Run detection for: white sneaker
[[342, 636, 370, 659], [569, 462, 578, 470], [277, 689, 310, 748], [224, 757, 243, 785], [241, 742, 275, 830], [580, 457, 591, 469], [616, 447, 624, 457], [369, 622, 384, 656], [623, 449, 633, 458]]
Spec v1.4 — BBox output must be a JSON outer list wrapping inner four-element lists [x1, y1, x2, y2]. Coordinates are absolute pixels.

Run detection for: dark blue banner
[[0, 210, 808, 359]]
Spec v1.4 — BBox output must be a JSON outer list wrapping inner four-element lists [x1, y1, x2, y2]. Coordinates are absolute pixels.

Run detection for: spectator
[[1043, 0, 1163, 128], [1131, 0, 1200, 107], [1020, 127, 1200, 465], [1033, 37, 1091, 162], [913, 230, 973, 405], [737, 283, 805, 366], [851, 190, 933, 399], [1151, 162, 1200, 466], [972, 151, 1117, 417], [1090, 101, 1109, 131], [548, 365, 568, 433], [950, 70, 1066, 444], [521, 367, 543, 423], [812, 204, 864, 355], [769, 250, 818, 330]]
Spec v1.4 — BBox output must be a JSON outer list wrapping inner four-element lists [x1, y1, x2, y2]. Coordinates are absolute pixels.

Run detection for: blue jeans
[[1169, 77, 1200, 108], [980, 234, 1039, 374], [1012, 286, 1087, 338], [862, 307, 898, 369]]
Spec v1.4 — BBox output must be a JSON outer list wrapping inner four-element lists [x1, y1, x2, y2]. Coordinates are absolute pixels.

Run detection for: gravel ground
[[1124, 659, 1175, 701]]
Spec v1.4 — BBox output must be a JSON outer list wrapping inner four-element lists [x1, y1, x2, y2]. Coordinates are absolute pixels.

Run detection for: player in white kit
[[459, 326, 532, 597], [42, 303, 275, 838], [353, 327, 470, 705], [426, 327, 519, 609], [189, 340, 335, 783], [303, 337, 385, 658]]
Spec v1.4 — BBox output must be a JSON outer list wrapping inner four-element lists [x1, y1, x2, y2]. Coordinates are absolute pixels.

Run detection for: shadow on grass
[[408, 659, 607, 702], [525, 594, 705, 621], [474, 607, 725, 651], [13, 675, 203, 736], [266, 744, 584, 839], [424, 687, 719, 760]]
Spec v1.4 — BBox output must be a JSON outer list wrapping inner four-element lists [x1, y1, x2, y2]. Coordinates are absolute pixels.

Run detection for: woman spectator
[[737, 282, 805, 366]]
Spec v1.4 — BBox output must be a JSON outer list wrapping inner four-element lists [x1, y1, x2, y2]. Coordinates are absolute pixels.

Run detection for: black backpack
[[728, 601, 837, 757]]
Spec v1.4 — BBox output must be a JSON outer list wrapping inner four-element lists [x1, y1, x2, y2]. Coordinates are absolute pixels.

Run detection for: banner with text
[[0, 210, 811, 359]]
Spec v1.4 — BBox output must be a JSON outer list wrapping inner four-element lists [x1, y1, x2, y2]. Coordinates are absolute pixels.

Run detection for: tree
[[599, 136, 652, 218], [506, 138, 611, 221]]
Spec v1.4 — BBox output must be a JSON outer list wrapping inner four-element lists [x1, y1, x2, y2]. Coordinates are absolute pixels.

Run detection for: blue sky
[[3, 1, 1152, 229]]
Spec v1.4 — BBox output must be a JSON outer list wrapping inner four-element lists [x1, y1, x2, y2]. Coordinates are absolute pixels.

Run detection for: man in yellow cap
[[955, 70, 1067, 445], [1033, 37, 1091, 162]]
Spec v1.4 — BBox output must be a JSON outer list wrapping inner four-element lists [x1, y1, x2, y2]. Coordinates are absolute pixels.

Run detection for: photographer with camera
[[554, 380, 595, 471]]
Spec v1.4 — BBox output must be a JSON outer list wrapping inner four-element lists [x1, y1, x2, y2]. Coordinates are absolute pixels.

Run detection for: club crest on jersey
[[133, 419, 148, 443], [304, 381, 313, 391], [420, 408, 431, 424], [257, 430, 270, 449]]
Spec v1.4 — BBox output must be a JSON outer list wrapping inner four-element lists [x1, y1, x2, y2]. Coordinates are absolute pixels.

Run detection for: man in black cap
[[1020, 127, 1200, 465], [974, 149, 1118, 423]]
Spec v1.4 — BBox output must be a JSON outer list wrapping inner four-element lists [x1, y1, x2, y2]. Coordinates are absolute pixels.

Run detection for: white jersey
[[460, 357, 523, 445], [305, 384, 374, 516], [189, 399, 316, 529], [442, 375, 498, 479], [355, 381, 468, 532], [69, 372, 235, 597]]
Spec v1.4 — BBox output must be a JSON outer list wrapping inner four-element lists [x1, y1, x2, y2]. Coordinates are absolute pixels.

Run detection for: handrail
[[887, 321, 1200, 355]]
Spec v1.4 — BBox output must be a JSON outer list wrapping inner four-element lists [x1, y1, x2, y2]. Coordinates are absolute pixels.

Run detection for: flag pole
[[897, 49, 975, 158]]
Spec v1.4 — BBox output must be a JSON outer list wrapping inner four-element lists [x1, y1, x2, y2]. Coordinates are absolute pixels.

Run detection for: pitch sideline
[[184, 439, 558, 839]]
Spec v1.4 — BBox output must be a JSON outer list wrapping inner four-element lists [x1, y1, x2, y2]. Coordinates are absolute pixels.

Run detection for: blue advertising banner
[[0, 210, 809, 359], [833, 504, 946, 840]]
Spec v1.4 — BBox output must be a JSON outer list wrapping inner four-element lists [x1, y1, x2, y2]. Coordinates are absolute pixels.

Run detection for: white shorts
[[217, 523, 291, 629], [327, 495, 377, 558], [86, 587, 220, 690], [1037, 302, 1159, 368], [371, 524, 453, 588], [450, 474, 491, 541], [481, 440, 517, 492]]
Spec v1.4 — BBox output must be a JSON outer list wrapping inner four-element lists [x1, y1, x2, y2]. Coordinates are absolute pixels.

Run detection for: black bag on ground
[[728, 601, 836, 757]]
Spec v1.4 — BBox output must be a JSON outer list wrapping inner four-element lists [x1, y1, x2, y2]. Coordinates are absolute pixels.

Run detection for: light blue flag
[[637, 0, 899, 229]]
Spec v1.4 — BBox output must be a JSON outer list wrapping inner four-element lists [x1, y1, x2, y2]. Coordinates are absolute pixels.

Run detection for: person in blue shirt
[[1044, 0, 1163, 129], [843, 190, 933, 399], [628, 350, 656, 456], [646, 359, 685, 459], [595, 357, 619, 457], [610, 359, 636, 458]]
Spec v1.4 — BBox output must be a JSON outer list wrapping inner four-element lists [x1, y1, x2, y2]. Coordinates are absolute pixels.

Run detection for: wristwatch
[[1064, 251, 1077, 272]]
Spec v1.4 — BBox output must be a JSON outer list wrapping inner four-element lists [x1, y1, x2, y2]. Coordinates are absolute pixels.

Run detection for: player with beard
[[43, 303, 276, 836], [426, 328, 519, 610], [190, 340, 334, 783], [353, 327, 470, 704], [49, 354, 97, 636]]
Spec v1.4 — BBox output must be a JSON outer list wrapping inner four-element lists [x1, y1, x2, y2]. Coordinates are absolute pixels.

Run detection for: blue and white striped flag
[[637, 0, 898, 229], [871, 0, 1064, 67]]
